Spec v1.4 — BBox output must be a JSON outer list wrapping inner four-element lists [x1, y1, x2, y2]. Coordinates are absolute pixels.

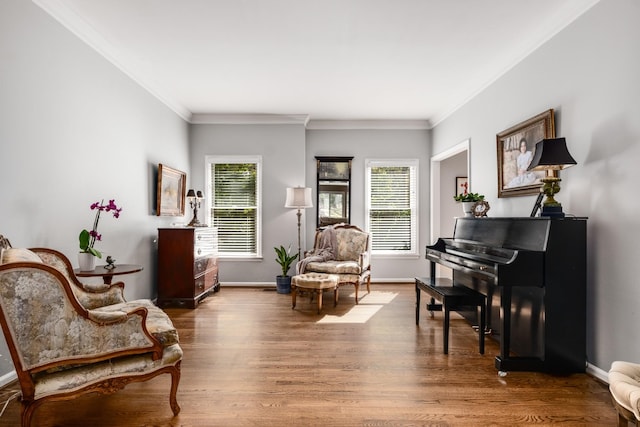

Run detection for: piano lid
[[452, 217, 554, 252]]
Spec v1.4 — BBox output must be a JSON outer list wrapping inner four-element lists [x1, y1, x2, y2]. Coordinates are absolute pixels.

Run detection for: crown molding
[[189, 113, 310, 125], [34, 0, 192, 122], [306, 120, 431, 130]]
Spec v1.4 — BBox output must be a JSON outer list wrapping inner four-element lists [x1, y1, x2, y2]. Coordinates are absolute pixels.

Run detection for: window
[[365, 159, 418, 256], [205, 156, 261, 258]]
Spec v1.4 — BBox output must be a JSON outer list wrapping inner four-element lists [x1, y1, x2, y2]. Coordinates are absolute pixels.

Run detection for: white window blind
[[365, 159, 418, 255], [206, 156, 261, 258]]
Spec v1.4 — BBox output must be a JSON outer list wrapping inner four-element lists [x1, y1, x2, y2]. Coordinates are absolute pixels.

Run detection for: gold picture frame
[[156, 164, 186, 216], [497, 109, 555, 198]]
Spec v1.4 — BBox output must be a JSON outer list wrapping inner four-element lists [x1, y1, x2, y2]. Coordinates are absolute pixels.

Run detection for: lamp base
[[540, 205, 565, 218], [187, 218, 207, 227]]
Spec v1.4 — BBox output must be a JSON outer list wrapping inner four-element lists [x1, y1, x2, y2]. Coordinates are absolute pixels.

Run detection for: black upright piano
[[425, 217, 586, 373]]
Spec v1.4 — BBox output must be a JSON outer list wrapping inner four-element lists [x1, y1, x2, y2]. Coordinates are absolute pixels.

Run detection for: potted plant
[[78, 199, 122, 271], [274, 245, 298, 294], [453, 192, 484, 217]]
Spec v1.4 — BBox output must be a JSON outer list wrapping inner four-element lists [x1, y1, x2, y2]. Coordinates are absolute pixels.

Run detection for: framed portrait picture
[[497, 109, 555, 198], [455, 176, 468, 197], [156, 164, 186, 216]]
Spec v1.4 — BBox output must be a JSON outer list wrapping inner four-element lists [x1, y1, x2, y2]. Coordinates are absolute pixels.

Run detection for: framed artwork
[[455, 176, 468, 197], [497, 109, 555, 198], [156, 164, 186, 216]]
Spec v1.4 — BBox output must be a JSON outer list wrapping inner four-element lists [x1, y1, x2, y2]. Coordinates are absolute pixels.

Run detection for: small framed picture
[[156, 164, 186, 216], [497, 109, 555, 198], [455, 176, 468, 197]]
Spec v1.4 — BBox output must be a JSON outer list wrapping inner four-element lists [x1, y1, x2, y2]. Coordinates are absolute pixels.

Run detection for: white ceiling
[[35, 0, 599, 126]]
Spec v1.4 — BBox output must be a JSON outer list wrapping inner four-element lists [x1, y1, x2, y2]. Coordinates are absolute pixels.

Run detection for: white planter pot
[[78, 253, 96, 271], [461, 201, 475, 217]]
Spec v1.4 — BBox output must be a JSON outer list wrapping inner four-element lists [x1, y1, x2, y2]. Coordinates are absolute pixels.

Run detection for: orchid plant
[[79, 199, 122, 258]]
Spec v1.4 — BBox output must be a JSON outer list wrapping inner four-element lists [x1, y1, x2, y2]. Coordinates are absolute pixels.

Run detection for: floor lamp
[[285, 187, 313, 260]]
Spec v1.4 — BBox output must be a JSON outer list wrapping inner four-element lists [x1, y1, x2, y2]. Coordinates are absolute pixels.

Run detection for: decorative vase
[[78, 252, 96, 271], [461, 201, 475, 217], [276, 276, 292, 294]]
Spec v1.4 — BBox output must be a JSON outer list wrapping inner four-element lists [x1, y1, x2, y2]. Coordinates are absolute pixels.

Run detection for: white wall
[[189, 123, 307, 283], [306, 128, 430, 281], [431, 0, 640, 371], [0, 0, 189, 378]]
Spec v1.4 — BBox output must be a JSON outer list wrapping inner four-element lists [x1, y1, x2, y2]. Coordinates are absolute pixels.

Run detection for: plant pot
[[276, 276, 292, 294], [78, 252, 97, 271], [461, 201, 475, 217]]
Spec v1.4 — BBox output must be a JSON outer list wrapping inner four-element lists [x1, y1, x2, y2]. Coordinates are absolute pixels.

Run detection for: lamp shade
[[527, 138, 577, 172], [285, 187, 313, 208], [186, 189, 196, 198]]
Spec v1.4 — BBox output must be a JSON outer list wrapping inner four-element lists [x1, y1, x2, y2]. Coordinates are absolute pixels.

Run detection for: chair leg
[[169, 363, 182, 416], [354, 283, 359, 304], [291, 285, 297, 309], [317, 290, 323, 314]]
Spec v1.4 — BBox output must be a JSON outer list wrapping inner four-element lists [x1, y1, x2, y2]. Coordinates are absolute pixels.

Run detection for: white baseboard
[[587, 362, 609, 384], [0, 371, 16, 388]]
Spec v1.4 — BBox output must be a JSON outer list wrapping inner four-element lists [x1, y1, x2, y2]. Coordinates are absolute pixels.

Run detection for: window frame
[[365, 158, 419, 257], [205, 155, 262, 259]]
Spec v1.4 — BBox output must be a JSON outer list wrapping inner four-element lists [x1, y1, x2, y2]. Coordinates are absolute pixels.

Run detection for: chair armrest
[[0, 263, 163, 374], [76, 282, 126, 309], [87, 308, 129, 323], [359, 251, 370, 270], [30, 248, 127, 308]]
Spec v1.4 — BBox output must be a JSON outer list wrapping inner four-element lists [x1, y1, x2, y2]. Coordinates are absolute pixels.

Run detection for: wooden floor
[[0, 284, 616, 426]]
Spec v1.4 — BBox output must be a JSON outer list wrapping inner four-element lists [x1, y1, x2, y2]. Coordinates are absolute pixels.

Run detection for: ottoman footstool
[[291, 273, 339, 314]]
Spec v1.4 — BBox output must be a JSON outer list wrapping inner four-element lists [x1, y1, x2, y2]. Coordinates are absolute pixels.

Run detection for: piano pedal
[[472, 325, 493, 335]]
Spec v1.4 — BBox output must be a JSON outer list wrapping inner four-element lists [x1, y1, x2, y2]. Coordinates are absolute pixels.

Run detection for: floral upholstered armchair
[[298, 223, 371, 303], [0, 239, 182, 426]]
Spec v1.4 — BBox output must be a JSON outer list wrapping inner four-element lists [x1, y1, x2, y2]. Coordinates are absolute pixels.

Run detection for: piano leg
[[415, 282, 420, 325], [494, 286, 544, 373]]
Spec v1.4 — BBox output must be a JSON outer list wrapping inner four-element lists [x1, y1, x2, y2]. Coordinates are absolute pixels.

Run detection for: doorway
[[429, 139, 469, 276]]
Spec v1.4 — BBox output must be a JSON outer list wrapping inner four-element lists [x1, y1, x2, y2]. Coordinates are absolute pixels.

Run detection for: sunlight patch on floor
[[317, 304, 383, 324], [316, 291, 398, 324], [356, 291, 398, 304]]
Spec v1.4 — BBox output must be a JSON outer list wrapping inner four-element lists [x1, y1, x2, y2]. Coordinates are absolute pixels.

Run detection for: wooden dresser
[[157, 227, 219, 308]]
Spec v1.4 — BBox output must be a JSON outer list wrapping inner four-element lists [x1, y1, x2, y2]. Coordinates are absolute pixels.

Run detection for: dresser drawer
[[194, 256, 217, 276], [195, 269, 218, 295], [194, 228, 218, 257]]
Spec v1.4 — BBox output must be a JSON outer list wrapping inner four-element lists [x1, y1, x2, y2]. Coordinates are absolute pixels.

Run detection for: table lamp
[[285, 187, 313, 259], [186, 189, 205, 227], [527, 137, 577, 218]]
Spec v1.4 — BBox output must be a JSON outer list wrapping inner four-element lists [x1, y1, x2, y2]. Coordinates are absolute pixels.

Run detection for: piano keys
[[424, 217, 587, 373]]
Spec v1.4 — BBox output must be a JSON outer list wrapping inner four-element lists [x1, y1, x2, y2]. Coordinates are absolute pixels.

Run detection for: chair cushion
[[292, 273, 338, 289], [304, 260, 362, 275], [33, 343, 183, 400], [610, 360, 640, 420], [94, 299, 179, 347], [1, 248, 42, 264]]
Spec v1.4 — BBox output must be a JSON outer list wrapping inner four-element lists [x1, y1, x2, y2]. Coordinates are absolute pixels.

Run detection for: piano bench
[[415, 277, 486, 355]]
